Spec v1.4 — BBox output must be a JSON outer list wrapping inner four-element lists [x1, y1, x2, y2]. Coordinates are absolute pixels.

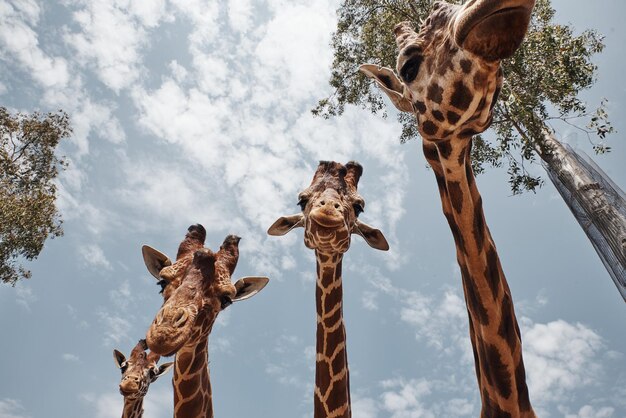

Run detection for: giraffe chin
[[146, 327, 192, 357]]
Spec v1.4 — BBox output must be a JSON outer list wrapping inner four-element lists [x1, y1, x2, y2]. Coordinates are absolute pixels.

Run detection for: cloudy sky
[[0, 0, 624, 417]]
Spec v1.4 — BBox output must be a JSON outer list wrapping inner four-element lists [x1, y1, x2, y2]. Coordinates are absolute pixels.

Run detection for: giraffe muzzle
[[454, 0, 535, 60]]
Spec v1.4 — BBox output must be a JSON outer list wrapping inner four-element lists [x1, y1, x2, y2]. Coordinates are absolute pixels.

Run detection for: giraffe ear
[[113, 350, 126, 369], [232, 276, 270, 302], [267, 214, 304, 236], [142, 245, 172, 279], [151, 362, 174, 381], [352, 219, 389, 251], [359, 64, 414, 113]]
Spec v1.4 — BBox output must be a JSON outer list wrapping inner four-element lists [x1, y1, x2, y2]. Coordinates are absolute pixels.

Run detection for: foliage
[[314, 0, 614, 194], [0, 107, 71, 285]]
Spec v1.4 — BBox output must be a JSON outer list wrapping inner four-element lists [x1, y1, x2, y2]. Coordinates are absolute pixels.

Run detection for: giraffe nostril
[[173, 309, 188, 328], [155, 310, 164, 326], [320, 200, 326, 206], [334, 203, 340, 209]]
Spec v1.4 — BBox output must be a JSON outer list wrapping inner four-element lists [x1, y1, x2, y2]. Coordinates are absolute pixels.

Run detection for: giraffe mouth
[[309, 210, 344, 229], [146, 320, 194, 357], [119, 387, 142, 398]]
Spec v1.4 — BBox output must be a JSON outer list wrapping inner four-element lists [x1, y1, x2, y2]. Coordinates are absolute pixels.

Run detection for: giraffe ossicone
[[142, 225, 269, 418], [269, 160, 388, 418], [360, 1, 537, 417], [113, 339, 174, 418]]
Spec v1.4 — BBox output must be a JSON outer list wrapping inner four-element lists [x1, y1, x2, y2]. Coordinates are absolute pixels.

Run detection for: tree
[[0, 107, 71, 285], [315, 0, 626, 299]]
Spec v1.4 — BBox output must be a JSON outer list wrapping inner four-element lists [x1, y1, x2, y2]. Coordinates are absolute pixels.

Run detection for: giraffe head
[[268, 160, 389, 254], [143, 225, 269, 356], [113, 339, 174, 400], [360, 0, 535, 140]]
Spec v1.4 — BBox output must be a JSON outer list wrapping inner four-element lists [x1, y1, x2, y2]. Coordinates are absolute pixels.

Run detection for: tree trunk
[[536, 130, 626, 301]]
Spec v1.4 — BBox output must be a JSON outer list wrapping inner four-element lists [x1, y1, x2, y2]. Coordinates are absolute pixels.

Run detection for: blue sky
[[0, 0, 624, 417]]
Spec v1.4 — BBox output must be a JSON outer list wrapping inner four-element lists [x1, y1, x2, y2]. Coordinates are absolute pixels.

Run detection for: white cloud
[[352, 395, 379, 418], [522, 319, 606, 406], [81, 384, 171, 418], [0, 398, 29, 418], [62, 353, 81, 363], [0, 0, 69, 88], [561, 405, 615, 418], [129, 0, 168, 28], [361, 290, 379, 310], [57, 182, 109, 234], [168, 0, 219, 46], [264, 334, 310, 390], [109, 281, 132, 310], [79, 243, 112, 270], [227, 0, 253, 32], [80, 392, 120, 418], [168, 60, 188, 83], [380, 378, 434, 418], [14, 284, 37, 312], [98, 311, 132, 346], [7, 0, 40, 22], [63, 0, 167, 92], [254, 0, 336, 104], [143, 386, 172, 418]]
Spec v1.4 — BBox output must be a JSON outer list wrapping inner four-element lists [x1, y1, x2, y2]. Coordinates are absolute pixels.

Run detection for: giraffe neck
[[172, 335, 213, 418], [423, 139, 535, 418], [314, 250, 351, 418], [121, 397, 143, 418]]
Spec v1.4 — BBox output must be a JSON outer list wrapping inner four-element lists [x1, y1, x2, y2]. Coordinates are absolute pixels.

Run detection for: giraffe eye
[[297, 198, 308, 211], [120, 362, 128, 373], [156, 279, 168, 294], [400, 55, 423, 83], [220, 295, 233, 310], [353, 203, 364, 217]]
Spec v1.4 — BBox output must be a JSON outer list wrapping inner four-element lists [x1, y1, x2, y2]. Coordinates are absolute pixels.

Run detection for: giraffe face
[[144, 227, 269, 357], [268, 161, 389, 252], [360, 0, 534, 141], [113, 340, 173, 400], [300, 161, 363, 254]]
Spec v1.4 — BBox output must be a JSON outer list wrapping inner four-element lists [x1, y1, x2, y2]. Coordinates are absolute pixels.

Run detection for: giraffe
[[358, 1, 537, 417], [268, 161, 389, 418], [141, 224, 269, 418], [113, 339, 174, 418]]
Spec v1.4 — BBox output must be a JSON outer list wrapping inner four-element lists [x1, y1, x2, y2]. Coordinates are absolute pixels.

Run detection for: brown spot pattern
[[447, 111, 460, 124], [482, 389, 512, 418], [485, 344, 512, 399], [460, 58, 472, 73], [422, 120, 438, 136], [498, 294, 518, 352], [427, 83, 444, 104], [437, 140, 452, 159], [485, 245, 501, 299], [451, 81, 472, 110], [432, 110, 445, 121], [460, 263, 489, 325], [447, 180, 464, 214], [414, 100, 427, 113], [472, 197, 485, 251], [515, 361, 532, 411]]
